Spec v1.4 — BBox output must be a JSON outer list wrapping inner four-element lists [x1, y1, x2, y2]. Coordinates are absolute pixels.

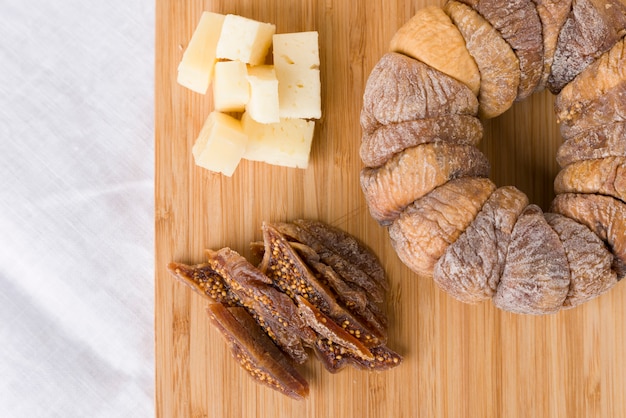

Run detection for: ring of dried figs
[[360, 1, 626, 315]]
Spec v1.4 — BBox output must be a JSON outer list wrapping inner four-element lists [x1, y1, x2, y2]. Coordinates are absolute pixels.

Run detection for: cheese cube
[[272, 32, 321, 119], [213, 60, 250, 112], [246, 65, 280, 124], [192, 111, 249, 176], [177, 12, 225, 94], [216, 14, 276, 65], [241, 112, 315, 169]]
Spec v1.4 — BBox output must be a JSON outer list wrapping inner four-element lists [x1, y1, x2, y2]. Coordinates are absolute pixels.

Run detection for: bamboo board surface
[[155, 1, 626, 416]]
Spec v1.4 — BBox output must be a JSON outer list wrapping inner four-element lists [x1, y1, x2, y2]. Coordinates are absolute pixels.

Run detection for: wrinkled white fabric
[[0, 0, 155, 416]]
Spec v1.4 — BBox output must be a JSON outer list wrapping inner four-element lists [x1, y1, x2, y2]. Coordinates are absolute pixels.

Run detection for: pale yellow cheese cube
[[177, 12, 225, 94], [272, 32, 321, 119], [213, 60, 250, 112], [241, 112, 315, 169], [192, 111, 249, 176], [246, 65, 280, 124], [216, 14, 276, 65]]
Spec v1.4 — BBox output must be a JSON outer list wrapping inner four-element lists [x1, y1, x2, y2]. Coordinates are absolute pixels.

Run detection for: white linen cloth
[[0, 0, 155, 416]]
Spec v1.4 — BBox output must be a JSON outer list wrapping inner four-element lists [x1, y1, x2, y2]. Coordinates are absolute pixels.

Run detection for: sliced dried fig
[[551, 193, 626, 279], [548, 0, 626, 93], [296, 296, 374, 361], [556, 121, 626, 167], [205, 247, 314, 363], [206, 304, 309, 400], [313, 338, 402, 374], [493, 205, 571, 315], [360, 115, 484, 168], [360, 52, 479, 133], [389, 5, 481, 95], [433, 186, 529, 304], [272, 221, 386, 303], [360, 142, 490, 225], [167, 261, 240, 306], [554, 157, 626, 203], [259, 223, 386, 346], [457, 0, 544, 99], [545, 213, 617, 308], [389, 177, 496, 277], [444, 1, 521, 118]]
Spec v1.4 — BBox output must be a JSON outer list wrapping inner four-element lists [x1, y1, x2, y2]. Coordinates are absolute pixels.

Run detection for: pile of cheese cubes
[[177, 12, 321, 176]]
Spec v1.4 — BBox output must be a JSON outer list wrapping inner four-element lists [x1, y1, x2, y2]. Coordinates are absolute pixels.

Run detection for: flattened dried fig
[[493, 205, 571, 315], [554, 157, 626, 203], [433, 186, 529, 303], [551, 193, 626, 279], [444, 1, 521, 118], [389, 177, 496, 277], [206, 304, 309, 400], [457, 0, 544, 99], [545, 213, 617, 308], [360, 142, 490, 225], [548, 0, 626, 93], [360, 115, 484, 168], [556, 121, 626, 167], [361, 52, 479, 133]]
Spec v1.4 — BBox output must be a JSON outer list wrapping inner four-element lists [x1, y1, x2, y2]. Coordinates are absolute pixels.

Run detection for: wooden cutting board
[[155, 1, 626, 416]]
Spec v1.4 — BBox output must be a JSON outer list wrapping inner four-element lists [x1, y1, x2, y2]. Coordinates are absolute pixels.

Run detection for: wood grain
[[155, 0, 626, 416]]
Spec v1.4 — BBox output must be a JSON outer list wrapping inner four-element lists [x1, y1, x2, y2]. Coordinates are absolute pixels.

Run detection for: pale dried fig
[[554, 157, 626, 203]]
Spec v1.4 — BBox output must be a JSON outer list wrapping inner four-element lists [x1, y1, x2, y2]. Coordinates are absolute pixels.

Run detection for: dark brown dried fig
[[206, 304, 309, 400], [313, 338, 402, 374]]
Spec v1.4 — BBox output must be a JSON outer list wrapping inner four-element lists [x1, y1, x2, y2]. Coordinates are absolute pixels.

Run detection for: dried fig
[[360, 142, 490, 225], [206, 304, 309, 400], [360, 52, 479, 133], [360, 115, 484, 168], [554, 157, 626, 203], [433, 186, 529, 304], [545, 213, 617, 308], [551, 193, 626, 279], [444, 1, 521, 118], [556, 121, 626, 167], [548, 0, 626, 93], [493, 205, 571, 315], [313, 338, 402, 374], [390, 5, 481, 95], [389, 177, 496, 277], [457, 0, 544, 99]]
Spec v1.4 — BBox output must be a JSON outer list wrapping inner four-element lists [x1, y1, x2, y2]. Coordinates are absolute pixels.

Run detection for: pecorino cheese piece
[[548, 0, 626, 93], [493, 205, 571, 315], [433, 186, 529, 304], [444, 1, 520, 119], [360, 142, 490, 225], [545, 213, 617, 308], [360, 52, 479, 133], [390, 6, 481, 96], [389, 177, 496, 277]]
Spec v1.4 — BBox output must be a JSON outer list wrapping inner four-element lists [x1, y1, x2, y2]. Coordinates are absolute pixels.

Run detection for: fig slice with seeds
[[206, 304, 309, 400], [313, 338, 402, 374]]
